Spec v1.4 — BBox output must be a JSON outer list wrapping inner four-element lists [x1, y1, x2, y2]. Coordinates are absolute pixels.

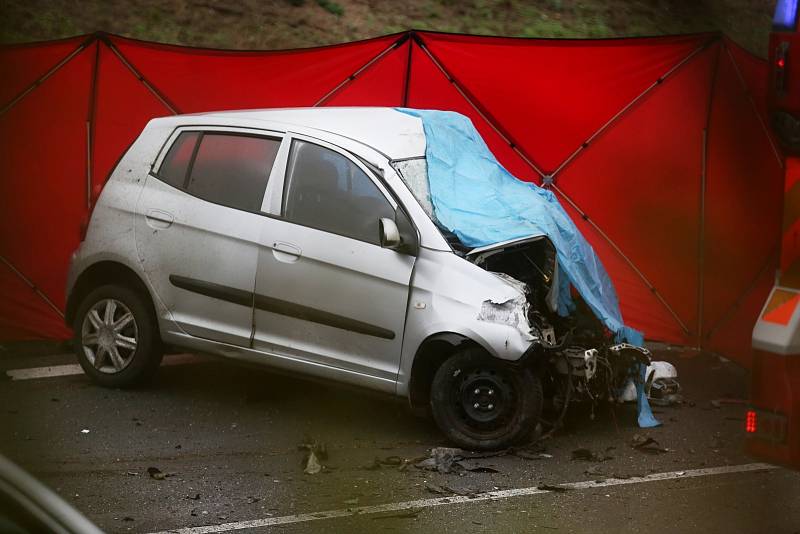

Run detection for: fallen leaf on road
[[630, 434, 668, 454], [147, 467, 166, 480]]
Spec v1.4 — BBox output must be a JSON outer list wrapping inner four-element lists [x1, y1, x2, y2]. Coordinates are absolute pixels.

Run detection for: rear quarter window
[[157, 131, 200, 189]]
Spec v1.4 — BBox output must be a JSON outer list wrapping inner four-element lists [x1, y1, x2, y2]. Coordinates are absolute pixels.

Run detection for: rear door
[[135, 127, 283, 346], [252, 134, 417, 381]]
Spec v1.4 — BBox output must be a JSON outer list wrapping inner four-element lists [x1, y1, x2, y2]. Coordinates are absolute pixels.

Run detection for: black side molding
[[168, 275, 395, 340], [254, 294, 395, 340], [169, 275, 252, 307]]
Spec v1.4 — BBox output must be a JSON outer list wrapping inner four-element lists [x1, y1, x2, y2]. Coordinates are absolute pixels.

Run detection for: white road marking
[[148, 462, 777, 534], [5, 353, 202, 381]]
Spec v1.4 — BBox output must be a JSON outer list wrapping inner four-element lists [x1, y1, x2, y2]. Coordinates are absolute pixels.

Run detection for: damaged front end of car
[[466, 235, 654, 428]]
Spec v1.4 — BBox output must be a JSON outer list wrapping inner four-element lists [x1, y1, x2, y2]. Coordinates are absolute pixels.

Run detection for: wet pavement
[[1, 345, 798, 533]]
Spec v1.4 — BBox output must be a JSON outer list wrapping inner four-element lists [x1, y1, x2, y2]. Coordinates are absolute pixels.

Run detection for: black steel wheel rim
[[454, 368, 517, 431]]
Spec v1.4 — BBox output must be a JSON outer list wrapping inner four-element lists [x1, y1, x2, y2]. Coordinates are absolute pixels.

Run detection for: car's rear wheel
[[73, 284, 163, 388], [430, 347, 542, 450]]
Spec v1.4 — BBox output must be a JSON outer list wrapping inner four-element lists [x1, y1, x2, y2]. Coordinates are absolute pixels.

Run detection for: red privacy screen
[[0, 31, 783, 366]]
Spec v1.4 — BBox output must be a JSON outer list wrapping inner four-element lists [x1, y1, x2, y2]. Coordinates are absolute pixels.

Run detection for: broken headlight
[[478, 299, 529, 328]]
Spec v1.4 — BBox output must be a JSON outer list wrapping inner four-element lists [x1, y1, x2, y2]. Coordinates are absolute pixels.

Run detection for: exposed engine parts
[[554, 346, 598, 380], [469, 236, 678, 435]]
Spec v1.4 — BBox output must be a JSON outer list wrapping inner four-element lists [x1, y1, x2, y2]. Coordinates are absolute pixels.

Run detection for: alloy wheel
[[81, 298, 138, 374]]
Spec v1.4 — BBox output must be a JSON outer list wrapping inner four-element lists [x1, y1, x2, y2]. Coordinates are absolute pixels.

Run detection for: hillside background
[[0, 0, 779, 57]]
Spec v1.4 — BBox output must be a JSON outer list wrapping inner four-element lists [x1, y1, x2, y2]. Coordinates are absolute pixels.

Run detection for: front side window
[[392, 157, 434, 219], [282, 140, 395, 245]]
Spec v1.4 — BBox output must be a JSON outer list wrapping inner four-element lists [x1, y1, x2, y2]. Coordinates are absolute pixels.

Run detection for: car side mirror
[[379, 218, 402, 249]]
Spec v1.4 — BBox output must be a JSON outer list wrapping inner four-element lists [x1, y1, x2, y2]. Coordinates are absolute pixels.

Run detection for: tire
[[73, 284, 163, 388], [430, 347, 543, 450]]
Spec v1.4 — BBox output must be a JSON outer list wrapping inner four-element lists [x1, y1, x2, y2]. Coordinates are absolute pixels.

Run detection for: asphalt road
[[1, 345, 798, 534]]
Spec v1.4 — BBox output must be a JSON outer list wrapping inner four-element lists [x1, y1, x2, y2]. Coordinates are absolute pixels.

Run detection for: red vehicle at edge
[[748, 0, 800, 470]]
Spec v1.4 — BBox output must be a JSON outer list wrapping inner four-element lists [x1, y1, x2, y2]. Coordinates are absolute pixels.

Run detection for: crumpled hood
[[396, 108, 643, 345]]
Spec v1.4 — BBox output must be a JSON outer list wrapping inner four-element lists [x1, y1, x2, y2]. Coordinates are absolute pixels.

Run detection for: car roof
[[153, 107, 427, 160]]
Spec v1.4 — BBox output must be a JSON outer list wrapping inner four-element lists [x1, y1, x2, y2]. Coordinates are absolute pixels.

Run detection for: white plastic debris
[[646, 361, 681, 404], [619, 361, 681, 404]]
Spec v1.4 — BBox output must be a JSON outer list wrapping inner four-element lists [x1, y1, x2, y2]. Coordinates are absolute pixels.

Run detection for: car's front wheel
[[73, 284, 163, 388], [430, 347, 542, 450]]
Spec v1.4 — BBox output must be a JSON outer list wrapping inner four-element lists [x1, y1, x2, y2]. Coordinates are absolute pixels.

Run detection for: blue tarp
[[397, 108, 643, 346], [397, 108, 659, 429]]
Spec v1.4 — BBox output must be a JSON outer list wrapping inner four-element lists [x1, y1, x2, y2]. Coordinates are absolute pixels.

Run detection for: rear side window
[[282, 140, 395, 245], [158, 131, 199, 189], [188, 134, 281, 212], [157, 131, 281, 213]]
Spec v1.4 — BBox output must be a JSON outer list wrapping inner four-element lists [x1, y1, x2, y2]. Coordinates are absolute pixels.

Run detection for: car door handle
[[145, 209, 174, 228], [272, 242, 301, 263]]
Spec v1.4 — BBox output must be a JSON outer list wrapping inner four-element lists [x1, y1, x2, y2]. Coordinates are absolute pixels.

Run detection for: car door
[[135, 127, 283, 346], [252, 134, 417, 381]]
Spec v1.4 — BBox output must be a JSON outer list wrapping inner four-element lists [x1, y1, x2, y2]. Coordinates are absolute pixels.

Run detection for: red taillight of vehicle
[[746, 410, 758, 434], [775, 42, 790, 94]]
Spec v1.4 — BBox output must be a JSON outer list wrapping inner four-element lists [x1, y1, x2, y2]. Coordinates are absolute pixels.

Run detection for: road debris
[[584, 465, 605, 476], [425, 482, 449, 495], [415, 447, 462, 473], [513, 450, 553, 460], [537, 484, 569, 492], [415, 447, 506, 474], [371, 509, 421, 520], [299, 437, 328, 475], [304, 451, 322, 474], [645, 361, 681, 405], [630, 434, 669, 454], [147, 467, 166, 480], [571, 447, 614, 462], [364, 454, 420, 471], [456, 459, 500, 473]]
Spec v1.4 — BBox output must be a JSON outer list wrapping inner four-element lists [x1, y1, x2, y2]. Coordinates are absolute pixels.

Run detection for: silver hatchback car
[[66, 107, 648, 450]]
